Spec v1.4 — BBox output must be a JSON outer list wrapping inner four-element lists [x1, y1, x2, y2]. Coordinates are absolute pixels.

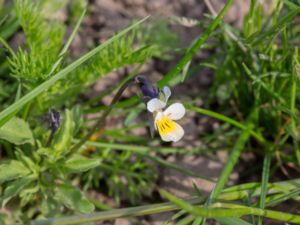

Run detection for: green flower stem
[[69, 63, 144, 153], [69, 78, 135, 153]]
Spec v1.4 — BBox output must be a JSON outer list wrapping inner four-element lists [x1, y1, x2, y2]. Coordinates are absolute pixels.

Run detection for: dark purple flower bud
[[48, 109, 61, 132], [135, 75, 159, 100]]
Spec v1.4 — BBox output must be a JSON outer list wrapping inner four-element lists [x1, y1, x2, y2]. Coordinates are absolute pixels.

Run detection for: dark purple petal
[[135, 75, 159, 99]]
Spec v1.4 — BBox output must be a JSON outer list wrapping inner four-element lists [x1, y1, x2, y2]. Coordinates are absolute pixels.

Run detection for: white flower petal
[[147, 98, 166, 113], [163, 103, 185, 120], [162, 86, 171, 102], [159, 122, 184, 142]]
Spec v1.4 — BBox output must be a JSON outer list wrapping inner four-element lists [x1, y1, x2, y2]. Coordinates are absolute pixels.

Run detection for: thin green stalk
[[199, 116, 254, 224], [158, 0, 235, 86], [84, 63, 144, 106], [69, 78, 135, 153], [291, 48, 300, 164], [258, 152, 272, 225], [266, 186, 300, 207], [208, 122, 253, 203], [70, 63, 144, 152]]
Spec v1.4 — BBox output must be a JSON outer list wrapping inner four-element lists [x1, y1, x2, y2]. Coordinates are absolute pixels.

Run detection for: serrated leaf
[[55, 183, 94, 213], [0, 117, 34, 145], [0, 160, 30, 184], [1, 175, 34, 207], [65, 154, 100, 173]]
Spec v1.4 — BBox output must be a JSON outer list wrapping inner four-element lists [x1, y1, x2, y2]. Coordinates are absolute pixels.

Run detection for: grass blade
[[187, 104, 266, 143], [258, 152, 272, 225], [291, 49, 300, 163]]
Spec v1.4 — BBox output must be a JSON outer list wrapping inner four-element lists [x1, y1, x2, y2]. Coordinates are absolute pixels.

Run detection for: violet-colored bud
[[48, 109, 61, 132], [135, 75, 159, 99]]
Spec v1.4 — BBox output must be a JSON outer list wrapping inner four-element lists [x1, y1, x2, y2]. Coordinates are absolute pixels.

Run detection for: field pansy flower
[[135, 75, 185, 142], [147, 87, 185, 142]]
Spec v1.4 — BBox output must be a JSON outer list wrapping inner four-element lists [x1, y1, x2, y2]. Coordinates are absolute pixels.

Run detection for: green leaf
[[55, 183, 94, 214], [65, 154, 100, 173], [0, 160, 30, 184], [52, 109, 75, 158], [0, 117, 34, 145], [1, 175, 34, 207]]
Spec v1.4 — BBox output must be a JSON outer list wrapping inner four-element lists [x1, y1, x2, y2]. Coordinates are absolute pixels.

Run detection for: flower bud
[[135, 75, 159, 100], [48, 109, 61, 132]]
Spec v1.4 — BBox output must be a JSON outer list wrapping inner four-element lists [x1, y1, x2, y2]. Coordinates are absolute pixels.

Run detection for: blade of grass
[[187, 104, 266, 144], [207, 120, 253, 203], [158, 0, 234, 86], [266, 186, 300, 207], [291, 48, 300, 164], [0, 16, 149, 127], [47, 9, 87, 77], [258, 152, 272, 225]]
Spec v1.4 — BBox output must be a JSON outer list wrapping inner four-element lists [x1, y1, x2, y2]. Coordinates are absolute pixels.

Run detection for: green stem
[[291, 48, 300, 164], [258, 152, 272, 225], [70, 63, 144, 153], [208, 121, 254, 203]]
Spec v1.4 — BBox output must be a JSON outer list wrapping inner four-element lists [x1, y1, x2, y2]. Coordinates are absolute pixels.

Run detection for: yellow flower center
[[156, 116, 176, 136]]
